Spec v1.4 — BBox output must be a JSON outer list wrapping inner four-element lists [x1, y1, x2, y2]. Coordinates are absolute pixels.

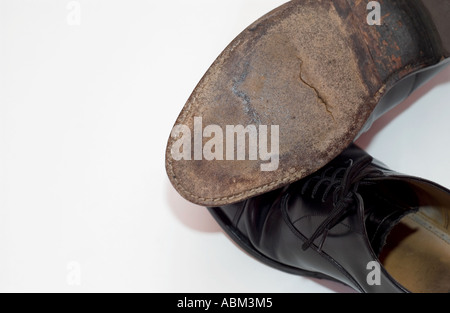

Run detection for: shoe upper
[[358, 59, 450, 138], [211, 144, 450, 293]]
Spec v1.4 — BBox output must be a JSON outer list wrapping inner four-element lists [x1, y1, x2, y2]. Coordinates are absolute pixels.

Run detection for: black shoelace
[[300, 156, 382, 251]]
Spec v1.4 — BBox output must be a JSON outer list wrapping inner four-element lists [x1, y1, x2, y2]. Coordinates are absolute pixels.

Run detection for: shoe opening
[[376, 179, 450, 293]]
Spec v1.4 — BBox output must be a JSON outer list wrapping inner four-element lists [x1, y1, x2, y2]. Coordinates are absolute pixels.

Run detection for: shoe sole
[[166, 0, 450, 206]]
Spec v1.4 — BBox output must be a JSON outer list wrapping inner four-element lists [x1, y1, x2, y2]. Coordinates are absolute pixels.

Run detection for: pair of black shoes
[[166, 0, 450, 293]]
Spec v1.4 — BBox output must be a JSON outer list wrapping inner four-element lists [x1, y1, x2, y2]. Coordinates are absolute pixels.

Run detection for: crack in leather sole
[[166, 0, 449, 206]]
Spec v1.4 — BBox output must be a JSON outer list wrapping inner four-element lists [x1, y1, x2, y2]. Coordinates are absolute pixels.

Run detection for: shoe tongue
[[362, 184, 419, 257]]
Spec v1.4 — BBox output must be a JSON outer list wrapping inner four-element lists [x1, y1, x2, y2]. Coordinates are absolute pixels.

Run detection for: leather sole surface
[[166, 0, 450, 206]]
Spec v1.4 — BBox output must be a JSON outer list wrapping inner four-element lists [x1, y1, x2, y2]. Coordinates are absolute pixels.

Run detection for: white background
[[0, 0, 449, 293]]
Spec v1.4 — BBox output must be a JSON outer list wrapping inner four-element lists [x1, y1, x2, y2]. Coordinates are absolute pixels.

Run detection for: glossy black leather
[[357, 58, 450, 137], [209, 144, 450, 293]]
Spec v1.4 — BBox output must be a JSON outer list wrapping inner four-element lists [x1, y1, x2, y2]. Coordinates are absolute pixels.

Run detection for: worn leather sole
[[166, 0, 450, 206]]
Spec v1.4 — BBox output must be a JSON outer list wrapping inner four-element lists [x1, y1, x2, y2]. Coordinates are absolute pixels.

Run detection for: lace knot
[[300, 156, 382, 251]]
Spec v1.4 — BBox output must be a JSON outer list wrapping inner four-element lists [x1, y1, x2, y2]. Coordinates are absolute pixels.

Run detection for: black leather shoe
[[208, 145, 450, 293]]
